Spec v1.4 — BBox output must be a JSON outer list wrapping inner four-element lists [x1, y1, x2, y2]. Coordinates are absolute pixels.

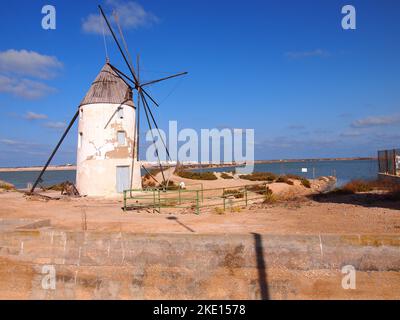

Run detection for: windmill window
[[117, 131, 126, 145], [80, 108, 83, 119], [78, 132, 83, 148], [118, 107, 124, 119]]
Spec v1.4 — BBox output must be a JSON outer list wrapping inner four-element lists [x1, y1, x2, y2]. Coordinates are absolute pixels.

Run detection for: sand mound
[[0, 180, 15, 191]]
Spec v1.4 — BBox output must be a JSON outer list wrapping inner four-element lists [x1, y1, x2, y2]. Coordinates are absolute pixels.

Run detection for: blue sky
[[0, 0, 399, 166]]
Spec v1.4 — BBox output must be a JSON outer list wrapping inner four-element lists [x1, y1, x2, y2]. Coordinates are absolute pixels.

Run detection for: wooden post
[[244, 186, 248, 207]]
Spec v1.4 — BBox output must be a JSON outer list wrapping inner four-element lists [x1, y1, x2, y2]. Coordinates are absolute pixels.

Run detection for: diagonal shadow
[[252, 233, 269, 300], [167, 216, 195, 233]]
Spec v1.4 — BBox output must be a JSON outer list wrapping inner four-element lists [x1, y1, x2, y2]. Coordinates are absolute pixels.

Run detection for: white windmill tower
[[29, 5, 187, 197], [76, 60, 142, 197]]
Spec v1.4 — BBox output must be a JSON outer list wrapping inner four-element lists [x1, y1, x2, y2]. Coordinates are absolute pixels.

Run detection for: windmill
[[29, 5, 187, 196]]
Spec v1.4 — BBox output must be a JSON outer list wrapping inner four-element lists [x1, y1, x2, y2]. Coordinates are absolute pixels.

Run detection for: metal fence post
[[244, 186, 248, 207], [152, 189, 156, 213], [158, 189, 161, 213], [123, 190, 126, 212], [196, 190, 200, 215], [179, 187, 181, 204]]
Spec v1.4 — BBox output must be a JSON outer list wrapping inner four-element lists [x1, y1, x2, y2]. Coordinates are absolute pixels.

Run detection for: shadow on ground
[[308, 192, 400, 210], [252, 233, 270, 300]]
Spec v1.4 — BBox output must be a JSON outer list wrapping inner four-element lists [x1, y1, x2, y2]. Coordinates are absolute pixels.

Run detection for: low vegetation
[[285, 174, 303, 180], [263, 187, 276, 204], [239, 172, 277, 181], [43, 183, 65, 191], [0, 180, 15, 191], [222, 189, 244, 199], [276, 176, 294, 185], [142, 180, 156, 188], [143, 168, 162, 180], [176, 170, 218, 180], [214, 207, 225, 215], [238, 172, 312, 190], [300, 178, 311, 188], [325, 179, 400, 200], [160, 180, 180, 190], [220, 172, 234, 179], [247, 184, 269, 195]]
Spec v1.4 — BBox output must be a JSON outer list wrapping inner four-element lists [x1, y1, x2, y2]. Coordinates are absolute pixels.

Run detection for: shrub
[[44, 183, 65, 191], [263, 187, 276, 204], [247, 184, 268, 195], [342, 180, 374, 193], [285, 174, 302, 180], [231, 206, 242, 213], [223, 189, 244, 199], [214, 207, 225, 215], [0, 180, 15, 191], [240, 172, 277, 182], [160, 180, 180, 190], [276, 176, 294, 185], [300, 178, 311, 188], [323, 179, 400, 198], [327, 188, 354, 195], [143, 180, 156, 188], [143, 168, 162, 180], [176, 170, 217, 180], [221, 172, 234, 179]]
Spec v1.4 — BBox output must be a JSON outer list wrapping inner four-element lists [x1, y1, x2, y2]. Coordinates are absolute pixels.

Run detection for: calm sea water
[[194, 159, 378, 186], [0, 159, 378, 189], [0, 170, 76, 189]]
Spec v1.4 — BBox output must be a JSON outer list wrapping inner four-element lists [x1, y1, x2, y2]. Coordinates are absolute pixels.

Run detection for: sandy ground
[[1, 174, 399, 300], [0, 184, 399, 235]]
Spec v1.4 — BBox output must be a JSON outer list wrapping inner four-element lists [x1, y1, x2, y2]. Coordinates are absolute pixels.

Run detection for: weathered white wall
[[76, 103, 142, 197]]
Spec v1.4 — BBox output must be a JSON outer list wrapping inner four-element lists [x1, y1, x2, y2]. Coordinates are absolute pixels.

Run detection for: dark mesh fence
[[378, 149, 400, 176]]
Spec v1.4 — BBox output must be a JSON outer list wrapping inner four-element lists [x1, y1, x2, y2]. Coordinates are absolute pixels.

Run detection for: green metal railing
[[123, 183, 269, 214]]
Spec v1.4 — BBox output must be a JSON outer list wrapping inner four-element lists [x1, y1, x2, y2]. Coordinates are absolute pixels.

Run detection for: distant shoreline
[[0, 165, 76, 172], [0, 157, 376, 173]]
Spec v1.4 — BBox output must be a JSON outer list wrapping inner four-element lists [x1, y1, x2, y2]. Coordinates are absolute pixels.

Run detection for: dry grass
[[223, 189, 244, 199], [300, 178, 311, 188], [263, 187, 276, 204], [326, 179, 400, 199], [284, 174, 303, 180], [247, 184, 269, 195], [0, 180, 15, 191], [214, 207, 225, 215], [276, 176, 294, 185], [230, 206, 242, 213], [220, 172, 234, 179], [176, 170, 218, 180], [240, 172, 277, 182]]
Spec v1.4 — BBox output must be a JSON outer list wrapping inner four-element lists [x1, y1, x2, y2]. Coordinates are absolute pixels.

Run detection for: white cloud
[[0, 49, 62, 79], [43, 121, 66, 129], [0, 138, 41, 148], [0, 75, 56, 99], [24, 111, 48, 120], [0, 138, 20, 146], [288, 124, 305, 130], [340, 131, 362, 138], [351, 114, 400, 128], [285, 49, 330, 59], [82, 0, 159, 35]]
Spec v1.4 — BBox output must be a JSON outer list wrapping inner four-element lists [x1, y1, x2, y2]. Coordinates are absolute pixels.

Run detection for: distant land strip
[[0, 157, 376, 172]]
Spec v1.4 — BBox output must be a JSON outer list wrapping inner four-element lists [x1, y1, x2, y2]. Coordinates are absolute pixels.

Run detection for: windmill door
[[116, 166, 130, 193]]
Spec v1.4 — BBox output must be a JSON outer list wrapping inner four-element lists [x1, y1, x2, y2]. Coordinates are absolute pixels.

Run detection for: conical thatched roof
[[79, 62, 134, 107]]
